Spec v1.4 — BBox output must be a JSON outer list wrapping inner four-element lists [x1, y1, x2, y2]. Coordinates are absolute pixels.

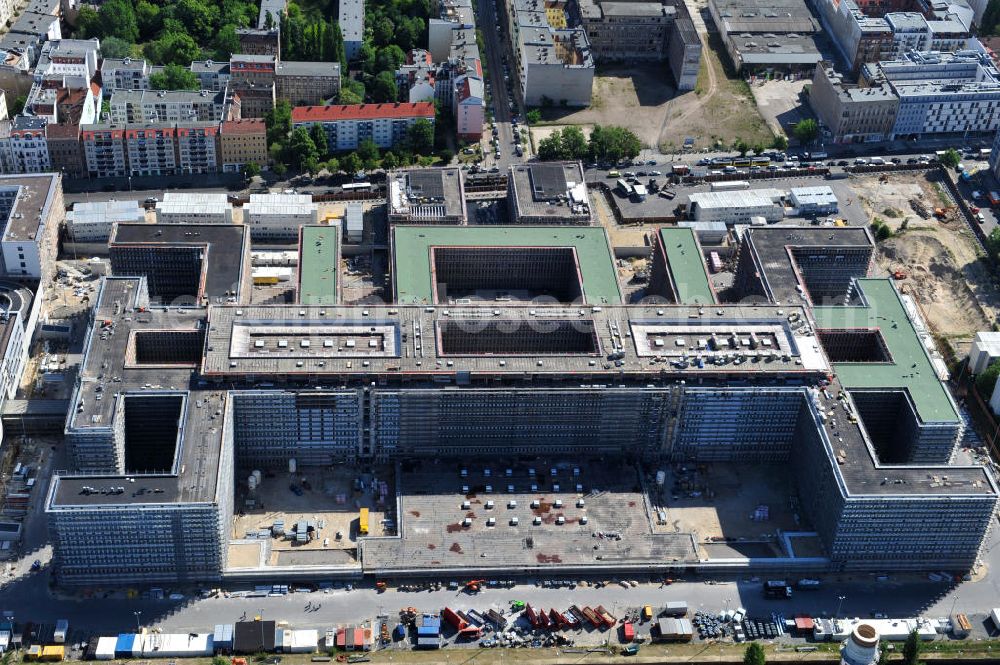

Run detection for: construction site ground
[[231, 465, 394, 568], [649, 464, 807, 560], [852, 171, 1000, 356]]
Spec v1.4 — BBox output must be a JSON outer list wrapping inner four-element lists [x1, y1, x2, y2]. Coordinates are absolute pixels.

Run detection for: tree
[[977, 361, 1000, 399], [792, 118, 819, 145], [146, 31, 202, 65], [173, 0, 221, 43], [437, 148, 454, 164], [372, 16, 394, 46], [939, 148, 961, 169], [372, 71, 398, 103], [561, 126, 589, 160], [136, 1, 163, 41], [537, 130, 567, 161], [357, 138, 380, 166], [733, 138, 750, 156], [243, 161, 262, 179], [214, 24, 242, 60], [381, 151, 398, 169], [526, 108, 542, 124], [97, 0, 139, 43], [772, 134, 789, 150], [588, 125, 641, 163], [375, 45, 406, 73], [743, 643, 766, 665], [339, 78, 365, 104], [407, 118, 434, 154], [100, 36, 133, 59], [74, 6, 100, 39], [8, 95, 26, 116], [877, 644, 890, 665], [324, 156, 340, 173], [310, 123, 329, 160], [329, 21, 347, 69], [149, 63, 200, 90], [341, 152, 362, 174], [288, 126, 319, 170], [902, 629, 921, 665], [265, 100, 292, 147]]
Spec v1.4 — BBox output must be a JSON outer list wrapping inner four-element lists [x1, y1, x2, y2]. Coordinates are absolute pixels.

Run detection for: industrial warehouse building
[[44, 217, 999, 586]]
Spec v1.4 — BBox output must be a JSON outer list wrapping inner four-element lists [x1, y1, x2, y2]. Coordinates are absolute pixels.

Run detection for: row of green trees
[[536, 125, 643, 164], [742, 630, 922, 665]]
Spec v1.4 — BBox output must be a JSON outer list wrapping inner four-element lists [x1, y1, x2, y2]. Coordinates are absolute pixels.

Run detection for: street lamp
[[133, 611, 142, 632], [835, 595, 846, 618]]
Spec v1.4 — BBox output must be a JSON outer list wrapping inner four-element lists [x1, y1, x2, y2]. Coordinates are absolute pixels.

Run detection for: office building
[[809, 62, 899, 144], [108, 223, 251, 305], [66, 200, 145, 242], [388, 168, 467, 224], [0, 173, 62, 280], [291, 103, 435, 151], [244, 193, 318, 241], [154, 192, 233, 224], [647, 227, 715, 304], [297, 224, 340, 305], [506, 162, 592, 224]]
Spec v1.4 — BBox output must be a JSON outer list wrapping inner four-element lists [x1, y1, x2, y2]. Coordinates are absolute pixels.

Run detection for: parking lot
[[361, 458, 700, 572]]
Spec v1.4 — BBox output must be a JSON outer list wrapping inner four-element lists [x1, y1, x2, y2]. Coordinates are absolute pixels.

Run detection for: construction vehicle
[[375, 581, 387, 592], [231, 659, 248, 665], [511, 600, 526, 611], [642, 606, 653, 621], [934, 207, 951, 218], [399, 607, 418, 625], [622, 644, 641, 656], [892, 270, 907, 280], [464, 579, 486, 593]]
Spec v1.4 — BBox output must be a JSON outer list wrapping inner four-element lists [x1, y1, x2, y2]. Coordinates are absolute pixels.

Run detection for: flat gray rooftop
[[508, 162, 592, 223], [109, 223, 249, 302], [0, 173, 59, 243], [388, 168, 466, 222]]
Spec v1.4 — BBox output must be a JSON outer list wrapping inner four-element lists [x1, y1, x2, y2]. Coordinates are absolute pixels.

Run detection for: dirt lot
[[532, 38, 772, 152], [650, 464, 806, 559], [853, 172, 1000, 354]]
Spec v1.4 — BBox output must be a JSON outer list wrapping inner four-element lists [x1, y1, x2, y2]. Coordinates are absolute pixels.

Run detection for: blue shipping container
[[115, 634, 136, 656]]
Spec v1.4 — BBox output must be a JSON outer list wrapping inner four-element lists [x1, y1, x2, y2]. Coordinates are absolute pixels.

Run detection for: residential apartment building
[[340, 0, 364, 60], [505, 0, 595, 106], [11, 12, 61, 44], [100, 58, 152, 93], [8, 115, 50, 174], [428, 0, 475, 60], [45, 122, 85, 177], [237, 28, 280, 57], [81, 124, 127, 178], [125, 123, 177, 177], [219, 118, 268, 172], [34, 39, 98, 81], [175, 122, 219, 174], [454, 75, 484, 139], [190, 60, 231, 92], [231, 83, 275, 118], [109, 89, 231, 125], [291, 103, 436, 151], [809, 61, 899, 143], [274, 60, 340, 106]]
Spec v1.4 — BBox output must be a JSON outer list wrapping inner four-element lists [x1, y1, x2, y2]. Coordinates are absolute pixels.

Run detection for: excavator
[[464, 579, 486, 593]]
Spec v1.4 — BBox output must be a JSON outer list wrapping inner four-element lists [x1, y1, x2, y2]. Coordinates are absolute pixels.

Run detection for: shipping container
[[53, 620, 68, 644], [654, 618, 694, 642], [596, 605, 616, 629], [94, 637, 116, 661], [952, 613, 971, 638], [359, 508, 369, 535], [990, 608, 1000, 630], [661, 601, 688, 617], [622, 622, 635, 642]]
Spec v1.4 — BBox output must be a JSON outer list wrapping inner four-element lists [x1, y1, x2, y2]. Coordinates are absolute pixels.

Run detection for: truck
[[596, 605, 617, 629], [53, 620, 69, 644], [617, 179, 633, 196], [764, 580, 793, 599], [989, 191, 1000, 207], [797, 579, 821, 590], [804, 151, 827, 160]]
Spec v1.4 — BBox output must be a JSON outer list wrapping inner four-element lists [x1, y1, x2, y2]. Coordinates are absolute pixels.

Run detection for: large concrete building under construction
[[45, 218, 999, 586]]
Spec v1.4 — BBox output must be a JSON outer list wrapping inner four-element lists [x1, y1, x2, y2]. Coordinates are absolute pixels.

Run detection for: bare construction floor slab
[[360, 458, 699, 574]]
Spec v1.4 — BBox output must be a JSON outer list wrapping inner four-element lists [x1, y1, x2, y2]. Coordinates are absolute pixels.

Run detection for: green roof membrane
[[298, 225, 339, 305], [392, 226, 623, 305], [659, 227, 715, 305], [812, 278, 959, 424]]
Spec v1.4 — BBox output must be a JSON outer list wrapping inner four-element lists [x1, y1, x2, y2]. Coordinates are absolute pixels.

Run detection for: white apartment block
[[101, 58, 153, 93], [245, 193, 318, 242], [125, 124, 177, 177], [0, 173, 63, 281], [8, 116, 51, 174], [34, 38, 100, 82], [154, 192, 233, 224], [110, 89, 230, 125]]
